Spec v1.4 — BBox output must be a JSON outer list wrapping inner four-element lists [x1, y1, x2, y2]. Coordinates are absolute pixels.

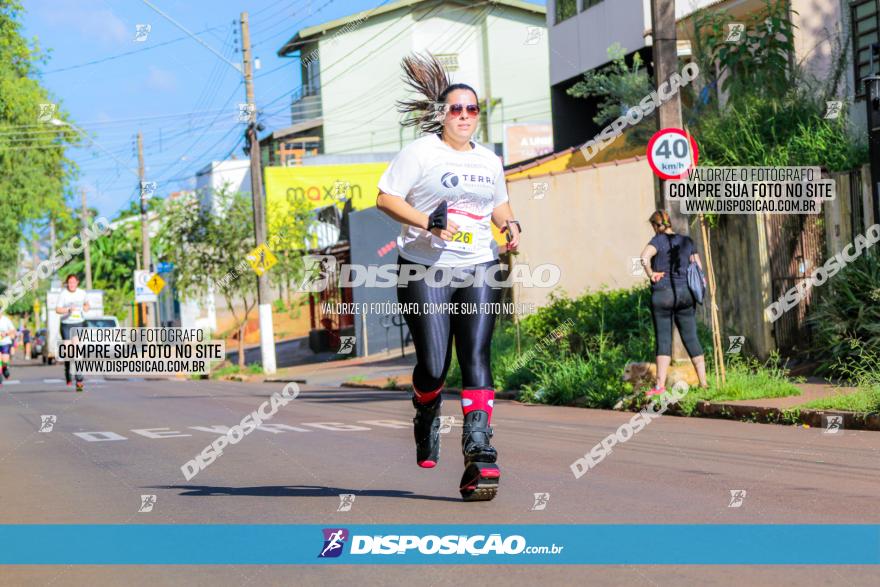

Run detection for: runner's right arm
[[376, 192, 459, 240]]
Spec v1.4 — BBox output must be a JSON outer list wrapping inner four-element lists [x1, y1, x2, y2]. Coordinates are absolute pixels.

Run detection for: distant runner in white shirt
[[0, 311, 16, 384], [56, 274, 90, 391], [375, 53, 522, 503]]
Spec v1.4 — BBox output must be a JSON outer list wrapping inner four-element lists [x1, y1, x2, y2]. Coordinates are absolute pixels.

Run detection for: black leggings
[[651, 282, 703, 358], [396, 255, 502, 391], [60, 322, 85, 383]]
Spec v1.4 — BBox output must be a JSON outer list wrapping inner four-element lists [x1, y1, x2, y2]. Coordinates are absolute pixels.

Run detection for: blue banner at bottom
[[0, 525, 877, 564]]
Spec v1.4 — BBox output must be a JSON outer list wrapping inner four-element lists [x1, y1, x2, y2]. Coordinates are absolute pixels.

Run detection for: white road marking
[[73, 431, 128, 442], [301, 422, 371, 432], [69, 419, 418, 442], [2, 380, 20, 385], [131, 428, 192, 439], [256, 423, 311, 433], [357, 419, 411, 429], [189, 425, 231, 434]]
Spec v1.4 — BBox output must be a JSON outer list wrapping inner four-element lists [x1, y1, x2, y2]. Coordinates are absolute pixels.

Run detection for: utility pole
[[49, 218, 56, 281], [651, 0, 689, 235], [81, 187, 93, 289], [137, 130, 154, 327], [651, 0, 691, 366], [240, 11, 277, 374]]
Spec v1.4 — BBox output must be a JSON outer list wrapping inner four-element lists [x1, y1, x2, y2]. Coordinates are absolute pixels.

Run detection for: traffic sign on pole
[[134, 270, 158, 303], [647, 128, 699, 180]]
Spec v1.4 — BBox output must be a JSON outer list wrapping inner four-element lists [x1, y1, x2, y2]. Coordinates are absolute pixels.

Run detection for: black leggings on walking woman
[[396, 255, 501, 393], [650, 280, 703, 357]]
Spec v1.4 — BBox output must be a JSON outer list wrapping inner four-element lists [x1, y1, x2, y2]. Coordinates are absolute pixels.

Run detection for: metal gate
[[764, 213, 825, 354]]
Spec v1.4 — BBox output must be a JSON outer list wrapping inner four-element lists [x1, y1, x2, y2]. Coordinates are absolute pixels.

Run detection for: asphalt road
[[1, 361, 878, 586]]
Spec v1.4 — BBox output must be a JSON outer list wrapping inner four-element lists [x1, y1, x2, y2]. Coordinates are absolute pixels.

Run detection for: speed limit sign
[[647, 128, 699, 180]]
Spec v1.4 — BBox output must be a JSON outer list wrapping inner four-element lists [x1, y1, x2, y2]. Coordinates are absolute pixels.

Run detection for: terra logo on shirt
[[440, 172, 459, 188]]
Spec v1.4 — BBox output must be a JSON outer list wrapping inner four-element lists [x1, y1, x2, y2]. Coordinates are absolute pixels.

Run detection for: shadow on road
[[157, 484, 461, 502]]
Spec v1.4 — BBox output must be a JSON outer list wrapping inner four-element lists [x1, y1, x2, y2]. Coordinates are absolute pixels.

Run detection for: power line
[[140, 0, 241, 73], [40, 24, 227, 75]]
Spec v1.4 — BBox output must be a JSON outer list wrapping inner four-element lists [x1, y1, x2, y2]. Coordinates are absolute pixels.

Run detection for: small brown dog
[[623, 362, 700, 392]]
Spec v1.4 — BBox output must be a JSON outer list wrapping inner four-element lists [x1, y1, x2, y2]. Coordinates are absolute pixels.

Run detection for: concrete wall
[[504, 157, 657, 308]]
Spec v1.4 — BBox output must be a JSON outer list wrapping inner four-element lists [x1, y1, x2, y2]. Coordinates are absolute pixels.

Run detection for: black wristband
[[501, 220, 522, 234], [427, 200, 447, 231]]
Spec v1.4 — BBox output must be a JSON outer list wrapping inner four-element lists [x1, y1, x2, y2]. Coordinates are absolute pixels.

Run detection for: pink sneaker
[[646, 386, 666, 397]]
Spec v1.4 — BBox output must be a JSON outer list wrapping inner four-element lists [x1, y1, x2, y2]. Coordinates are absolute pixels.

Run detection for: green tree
[[64, 219, 139, 320], [566, 43, 655, 147], [266, 194, 315, 306], [0, 0, 79, 278], [157, 189, 257, 367]]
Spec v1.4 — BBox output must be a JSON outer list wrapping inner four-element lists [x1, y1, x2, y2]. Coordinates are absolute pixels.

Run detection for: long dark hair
[[396, 53, 478, 135]]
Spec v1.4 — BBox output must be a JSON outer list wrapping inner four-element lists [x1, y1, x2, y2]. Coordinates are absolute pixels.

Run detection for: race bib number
[[432, 211, 479, 253], [69, 309, 83, 321], [443, 227, 476, 252]]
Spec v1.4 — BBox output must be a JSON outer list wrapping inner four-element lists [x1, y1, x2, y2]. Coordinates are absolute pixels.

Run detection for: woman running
[[376, 54, 521, 501], [639, 210, 708, 395], [0, 310, 15, 385], [56, 273, 90, 391]]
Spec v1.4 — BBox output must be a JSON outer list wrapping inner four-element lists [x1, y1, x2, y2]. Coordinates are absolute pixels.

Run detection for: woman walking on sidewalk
[[375, 54, 521, 501], [639, 210, 709, 395]]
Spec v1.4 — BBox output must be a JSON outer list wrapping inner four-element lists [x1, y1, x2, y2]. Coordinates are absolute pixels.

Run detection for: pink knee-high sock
[[461, 388, 494, 423], [413, 383, 442, 404]]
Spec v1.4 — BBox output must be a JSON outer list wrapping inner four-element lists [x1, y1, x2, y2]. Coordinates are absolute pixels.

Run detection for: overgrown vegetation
[[210, 362, 263, 379], [566, 0, 867, 179], [447, 287, 804, 410], [798, 345, 880, 412], [808, 254, 880, 377], [673, 353, 803, 416]]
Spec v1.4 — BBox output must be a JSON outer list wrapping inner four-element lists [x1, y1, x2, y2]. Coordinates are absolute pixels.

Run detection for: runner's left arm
[[491, 202, 520, 249]]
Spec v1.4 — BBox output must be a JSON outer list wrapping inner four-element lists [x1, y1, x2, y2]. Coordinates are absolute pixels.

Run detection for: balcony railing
[[291, 87, 322, 125]]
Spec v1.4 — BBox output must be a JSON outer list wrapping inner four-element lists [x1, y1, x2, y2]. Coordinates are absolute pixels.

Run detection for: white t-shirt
[[58, 288, 88, 324], [0, 316, 14, 345], [378, 133, 509, 267]]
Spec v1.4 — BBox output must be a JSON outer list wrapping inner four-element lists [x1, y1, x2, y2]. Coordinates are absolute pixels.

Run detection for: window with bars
[[852, 0, 880, 97]]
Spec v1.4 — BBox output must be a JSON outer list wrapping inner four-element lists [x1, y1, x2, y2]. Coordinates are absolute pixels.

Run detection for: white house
[[276, 0, 551, 157]]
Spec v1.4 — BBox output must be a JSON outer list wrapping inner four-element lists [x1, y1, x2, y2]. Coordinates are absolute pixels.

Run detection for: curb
[[680, 400, 880, 431], [207, 378, 880, 431]]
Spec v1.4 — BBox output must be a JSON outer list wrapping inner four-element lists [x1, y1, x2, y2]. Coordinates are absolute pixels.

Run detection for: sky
[[22, 0, 546, 221]]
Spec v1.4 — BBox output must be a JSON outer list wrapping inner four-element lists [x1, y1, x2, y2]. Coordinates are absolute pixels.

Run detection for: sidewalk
[[263, 346, 417, 389], [688, 379, 880, 430], [261, 350, 878, 429]]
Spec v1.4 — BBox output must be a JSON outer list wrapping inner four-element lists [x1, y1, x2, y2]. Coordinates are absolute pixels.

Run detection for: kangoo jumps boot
[[459, 388, 500, 501], [412, 387, 443, 468]]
